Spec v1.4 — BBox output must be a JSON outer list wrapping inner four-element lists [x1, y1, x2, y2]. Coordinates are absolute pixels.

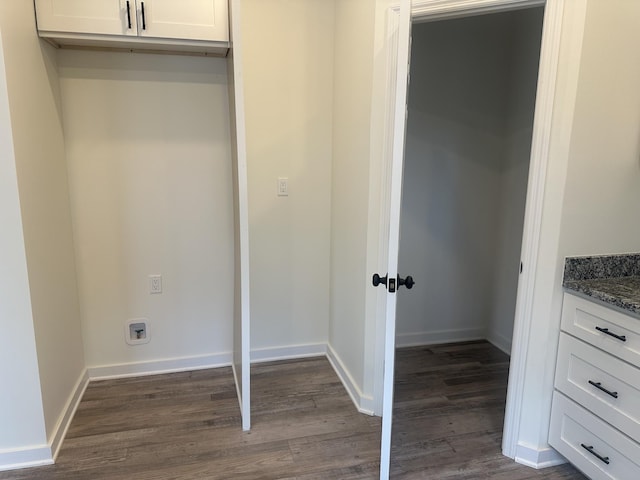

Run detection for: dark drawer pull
[[141, 1, 146, 30], [595, 326, 627, 342], [588, 380, 618, 399], [126, 1, 132, 29], [581, 443, 610, 465]]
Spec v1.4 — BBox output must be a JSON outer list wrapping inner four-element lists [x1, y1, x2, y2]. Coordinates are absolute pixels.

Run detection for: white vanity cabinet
[[34, 0, 229, 55], [550, 293, 640, 479]]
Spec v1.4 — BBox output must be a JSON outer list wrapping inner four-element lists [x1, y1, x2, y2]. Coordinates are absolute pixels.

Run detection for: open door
[[228, 0, 251, 432], [378, 0, 412, 478]]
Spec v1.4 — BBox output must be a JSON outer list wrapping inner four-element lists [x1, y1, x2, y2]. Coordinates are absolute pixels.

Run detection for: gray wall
[[396, 7, 544, 352]]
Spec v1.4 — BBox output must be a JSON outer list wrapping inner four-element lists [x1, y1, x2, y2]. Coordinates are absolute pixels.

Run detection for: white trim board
[[0, 446, 52, 473], [251, 343, 326, 364], [0, 370, 88, 472], [50, 370, 89, 461], [410, 0, 545, 21], [326, 344, 375, 416], [486, 330, 513, 355], [87, 353, 233, 381], [502, 0, 583, 461], [515, 443, 566, 469], [87, 344, 330, 381], [228, 0, 252, 434]]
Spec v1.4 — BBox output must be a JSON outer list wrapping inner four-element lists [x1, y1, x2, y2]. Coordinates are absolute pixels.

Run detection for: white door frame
[[375, 0, 567, 470]]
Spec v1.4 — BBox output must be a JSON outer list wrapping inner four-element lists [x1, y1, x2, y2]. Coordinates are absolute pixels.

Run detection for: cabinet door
[[136, 0, 228, 42], [35, 0, 138, 36]]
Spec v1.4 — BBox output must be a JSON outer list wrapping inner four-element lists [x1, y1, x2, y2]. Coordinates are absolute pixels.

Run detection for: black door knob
[[372, 273, 388, 288], [398, 275, 414, 289]]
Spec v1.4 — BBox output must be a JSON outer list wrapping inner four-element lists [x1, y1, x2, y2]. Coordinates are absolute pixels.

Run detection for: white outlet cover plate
[[149, 274, 162, 294]]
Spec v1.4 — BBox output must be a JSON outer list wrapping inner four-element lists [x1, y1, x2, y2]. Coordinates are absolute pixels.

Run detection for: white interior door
[[379, 1, 412, 478], [228, 0, 251, 432]]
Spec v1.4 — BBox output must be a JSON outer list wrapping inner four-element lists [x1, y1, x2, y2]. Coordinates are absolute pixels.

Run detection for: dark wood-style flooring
[[1, 343, 587, 479], [390, 341, 586, 479]]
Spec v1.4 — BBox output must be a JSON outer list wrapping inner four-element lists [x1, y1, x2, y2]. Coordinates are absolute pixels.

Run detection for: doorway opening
[[391, 6, 548, 476]]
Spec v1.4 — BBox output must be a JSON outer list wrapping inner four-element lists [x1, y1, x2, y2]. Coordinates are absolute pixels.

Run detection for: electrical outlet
[[149, 274, 162, 294]]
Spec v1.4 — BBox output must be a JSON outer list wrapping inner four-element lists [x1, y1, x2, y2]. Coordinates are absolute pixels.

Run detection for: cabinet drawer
[[555, 333, 640, 441], [550, 392, 640, 480], [562, 293, 640, 366]]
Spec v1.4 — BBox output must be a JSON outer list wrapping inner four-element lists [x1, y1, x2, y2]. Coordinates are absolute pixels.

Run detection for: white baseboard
[[87, 352, 233, 380], [0, 446, 53, 472], [250, 343, 327, 364], [514, 443, 567, 469], [395, 327, 486, 348], [88, 345, 331, 381], [50, 369, 89, 460], [0, 369, 89, 472], [326, 344, 374, 416], [487, 331, 513, 355]]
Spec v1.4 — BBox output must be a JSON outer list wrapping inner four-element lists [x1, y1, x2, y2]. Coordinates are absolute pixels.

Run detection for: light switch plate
[[277, 177, 289, 196]]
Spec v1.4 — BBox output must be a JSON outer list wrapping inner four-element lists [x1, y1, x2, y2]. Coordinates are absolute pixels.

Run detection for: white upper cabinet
[[35, 0, 137, 36], [137, 0, 228, 42], [34, 0, 229, 55]]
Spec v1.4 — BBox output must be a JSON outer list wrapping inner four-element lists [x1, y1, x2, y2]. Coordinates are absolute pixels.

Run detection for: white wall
[[58, 51, 235, 369], [330, 0, 378, 410], [559, 0, 640, 256], [0, 30, 48, 462], [396, 9, 542, 352], [518, 0, 640, 455], [0, 0, 84, 454], [241, 0, 334, 354], [489, 8, 544, 352], [397, 14, 509, 346]]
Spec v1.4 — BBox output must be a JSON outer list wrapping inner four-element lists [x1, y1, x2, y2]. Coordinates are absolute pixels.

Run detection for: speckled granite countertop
[[563, 254, 640, 316]]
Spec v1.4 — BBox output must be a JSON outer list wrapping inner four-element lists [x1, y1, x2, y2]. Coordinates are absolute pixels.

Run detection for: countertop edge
[[563, 281, 640, 318]]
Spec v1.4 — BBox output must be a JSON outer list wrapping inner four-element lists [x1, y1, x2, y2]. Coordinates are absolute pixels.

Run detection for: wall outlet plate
[[149, 274, 162, 294]]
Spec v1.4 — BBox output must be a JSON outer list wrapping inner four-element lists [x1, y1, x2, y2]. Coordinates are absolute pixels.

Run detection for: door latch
[[388, 278, 396, 293]]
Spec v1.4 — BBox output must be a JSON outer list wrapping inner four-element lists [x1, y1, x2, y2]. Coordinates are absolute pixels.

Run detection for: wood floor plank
[[0, 344, 587, 479], [389, 341, 586, 479]]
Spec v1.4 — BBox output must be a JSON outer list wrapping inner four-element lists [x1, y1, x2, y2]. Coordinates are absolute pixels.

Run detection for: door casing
[[374, 0, 582, 474]]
